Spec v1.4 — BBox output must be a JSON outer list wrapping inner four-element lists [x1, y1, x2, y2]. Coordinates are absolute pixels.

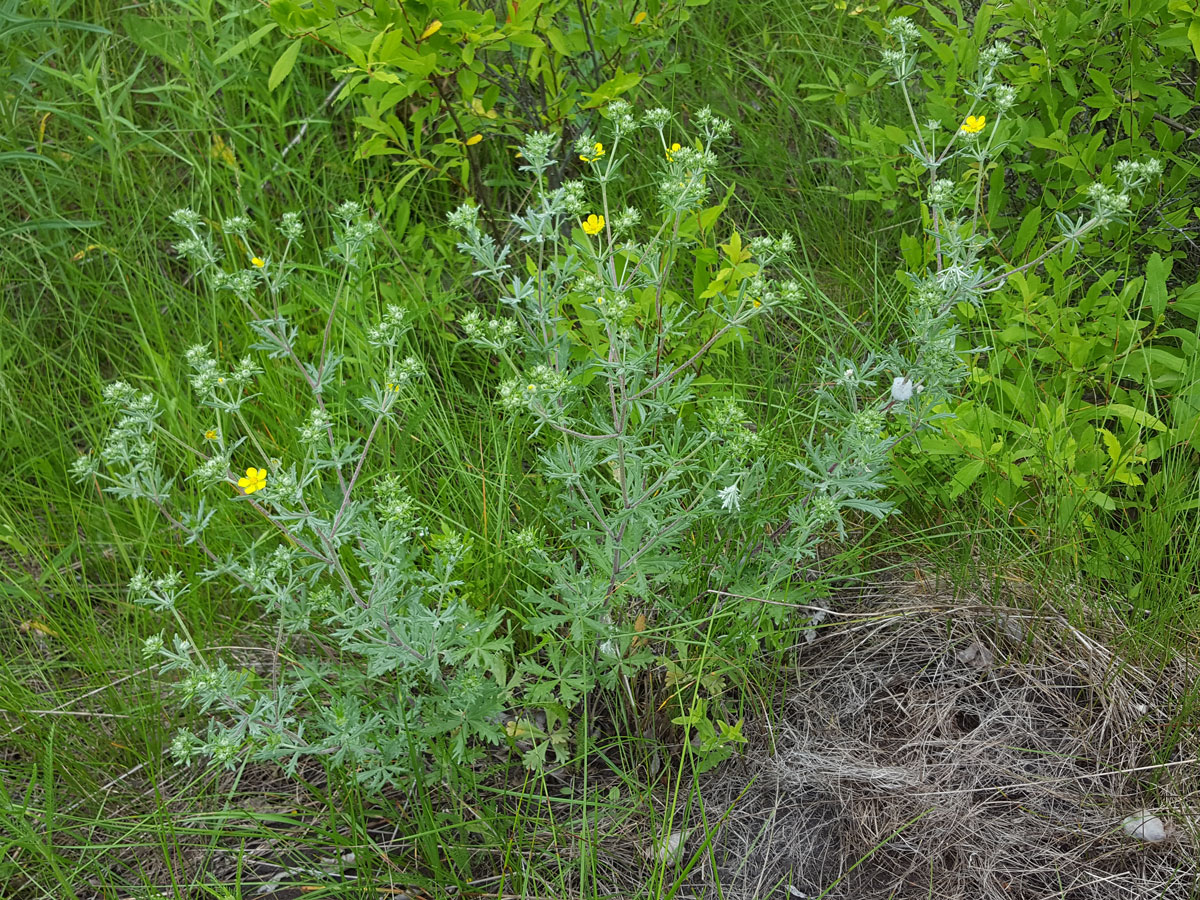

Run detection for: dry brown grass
[[685, 578, 1199, 899]]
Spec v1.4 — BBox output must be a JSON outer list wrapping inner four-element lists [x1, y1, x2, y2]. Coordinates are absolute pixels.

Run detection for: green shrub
[[267, 0, 703, 209], [836, 1, 1200, 569]]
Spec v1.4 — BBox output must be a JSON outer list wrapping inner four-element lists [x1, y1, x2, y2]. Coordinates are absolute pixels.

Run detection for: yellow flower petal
[[465, 133, 482, 146], [251, 257, 265, 268], [581, 214, 605, 236], [960, 114, 986, 134]]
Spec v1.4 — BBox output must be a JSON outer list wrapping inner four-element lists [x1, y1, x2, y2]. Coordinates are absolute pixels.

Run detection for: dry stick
[[261, 75, 349, 195], [280, 76, 349, 159], [23, 709, 131, 719], [3, 668, 154, 738]]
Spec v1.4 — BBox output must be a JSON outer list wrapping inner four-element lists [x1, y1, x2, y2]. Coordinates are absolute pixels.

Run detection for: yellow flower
[[960, 114, 986, 134], [633, 10, 647, 24], [666, 141, 681, 161], [526, 384, 536, 392], [579, 142, 605, 163], [419, 20, 442, 40], [752, 299, 762, 308], [210, 134, 236, 169], [250, 257, 265, 268], [581, 213, 605, 236], [465, 133, 482, 146], [204, 429, 218, 441], [238, 466, 267, 495], [595, 295, 604, 305]]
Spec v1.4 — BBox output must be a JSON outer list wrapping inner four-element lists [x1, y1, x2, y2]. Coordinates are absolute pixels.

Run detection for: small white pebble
[[1122, 810, 1167, 842], [644, 831, 686, 864]]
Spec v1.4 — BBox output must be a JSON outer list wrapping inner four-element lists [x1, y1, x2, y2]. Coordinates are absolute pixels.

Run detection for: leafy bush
[[268, 0, 703, 206], [836, 2, 1199, 567], [73, 103, 971, 786]]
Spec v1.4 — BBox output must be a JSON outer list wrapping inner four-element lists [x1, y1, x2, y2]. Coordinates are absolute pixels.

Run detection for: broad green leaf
[[1096, 427, 1121, 464], [1013, 206, 1041, 257], [269, 38, 303, 91], [1092, 403, 1167, 431], [582, 69, 641, 108], [1086, 490, 1117, 511], [948, 459, 986, 499], [214, 22, 278, 65], [1141, 252, 1171, 317]]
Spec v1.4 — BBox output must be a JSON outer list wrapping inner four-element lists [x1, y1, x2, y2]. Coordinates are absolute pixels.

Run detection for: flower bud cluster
[[213, 268, 259, 301], [278, 211, 304, 242], [297, 407, 332, 445], [461, 308, 519, 350], [385, 356, 424, 392], [447, 202, 481, 236], [366, 304, 409, 347], [374, 475, 423, 533], [129, 567, 188, 612], [499, 365, 572, 414], [222, 215, 252, 237], [929, 178, 956, 208], [709, 399, 762, 457], [1086, 182, 1131, 224], [186, 344, 227, 396], [169, 208, 222, 272], [749, 233, 796, 266], [1114, 158, 1163, 193], [695, 106, 732, 143], [191, 453, 232, 488], [992, 84, 1017, 112], [606, 99, 637, 135], [517, 131, 559, 177], [328, 201, 379, 268], [611, 206, 642, 234]]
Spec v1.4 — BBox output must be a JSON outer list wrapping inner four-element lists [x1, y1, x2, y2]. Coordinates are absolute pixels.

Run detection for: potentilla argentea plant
[[881, 17, 1161, 319], [74, 205, 516, 787], [76, 103, 972, 785], [448, 102, 970, 765]]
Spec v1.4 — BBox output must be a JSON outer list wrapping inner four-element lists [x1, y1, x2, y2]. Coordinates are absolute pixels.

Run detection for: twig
[[281, 76, 349, 159]]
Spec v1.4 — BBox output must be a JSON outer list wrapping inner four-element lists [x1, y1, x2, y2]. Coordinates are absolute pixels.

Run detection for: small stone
[[956, 641, 994, 668], [643, 831, 686, 864], [1122, 810, 1167, 842]]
